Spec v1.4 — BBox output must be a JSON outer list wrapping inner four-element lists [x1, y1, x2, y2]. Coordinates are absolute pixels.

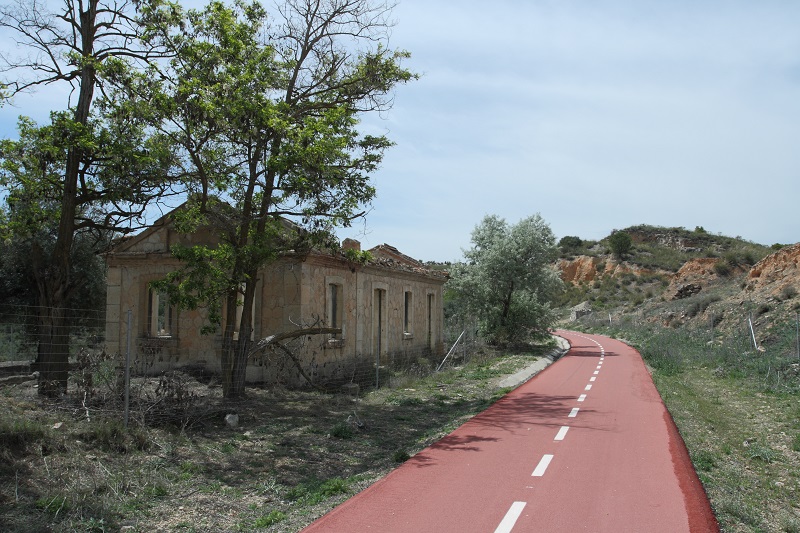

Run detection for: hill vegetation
[[555, 225, 779, 320], [558, 224, 774, 271]]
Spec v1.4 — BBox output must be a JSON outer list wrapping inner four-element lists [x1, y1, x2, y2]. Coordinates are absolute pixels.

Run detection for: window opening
[[427, 293, 434, 351], [404, 291, 413, 335], [329, 283, 343, 338], [148, 289, 173, 337]]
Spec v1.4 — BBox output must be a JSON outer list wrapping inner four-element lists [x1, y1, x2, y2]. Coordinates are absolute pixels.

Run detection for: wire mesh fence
[[0, 305, 106, 364], [0, 304, 490, 400]]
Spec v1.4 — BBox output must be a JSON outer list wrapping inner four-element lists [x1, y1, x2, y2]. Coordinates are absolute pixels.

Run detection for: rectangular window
[[373, 287, 386, 359], [404, 291, 413, 336], [148, 289, 173, 337], [427, 293, 434, 351], [328, 283, 343, 338]]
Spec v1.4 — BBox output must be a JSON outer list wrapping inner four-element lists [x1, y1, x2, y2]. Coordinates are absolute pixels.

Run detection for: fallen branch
[[248, 326, 342, 356], [248, 326, 342, 391]]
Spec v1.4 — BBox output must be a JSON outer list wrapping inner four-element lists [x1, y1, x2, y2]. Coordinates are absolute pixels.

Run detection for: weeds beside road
[[0, 345, 553, 532]]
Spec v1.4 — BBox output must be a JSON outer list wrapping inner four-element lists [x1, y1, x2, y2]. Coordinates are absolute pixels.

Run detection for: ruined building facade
[[104, 217, 447, 387]]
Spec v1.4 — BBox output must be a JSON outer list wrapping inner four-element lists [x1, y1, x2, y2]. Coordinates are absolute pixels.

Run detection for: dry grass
[[0, 348, 549, 532]]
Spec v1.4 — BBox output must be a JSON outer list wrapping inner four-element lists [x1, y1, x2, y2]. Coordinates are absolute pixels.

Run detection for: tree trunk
[[36, 299, 70, 396], [221, 274, 256, 399], [220, 289, 238, 397], [33, 0, 98, 397], [500, 281, 515, 329]]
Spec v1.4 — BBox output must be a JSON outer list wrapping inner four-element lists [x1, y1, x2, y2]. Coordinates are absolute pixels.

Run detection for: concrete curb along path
[[302, 330, 718, 533], [496, 335, 570, 389]]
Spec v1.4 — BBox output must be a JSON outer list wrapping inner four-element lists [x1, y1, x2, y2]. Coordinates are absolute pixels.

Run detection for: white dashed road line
[[496, 334, 613, 533], [532, 454, 554, 477], [494, 501, 527, 533]]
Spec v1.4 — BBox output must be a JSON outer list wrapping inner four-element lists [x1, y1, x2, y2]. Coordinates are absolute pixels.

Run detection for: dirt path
[[301, 331, 718, 532]]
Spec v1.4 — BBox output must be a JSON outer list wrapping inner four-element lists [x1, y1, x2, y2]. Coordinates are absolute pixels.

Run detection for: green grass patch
[[286, 477, 350, 505], [253, 510, 286, 528]]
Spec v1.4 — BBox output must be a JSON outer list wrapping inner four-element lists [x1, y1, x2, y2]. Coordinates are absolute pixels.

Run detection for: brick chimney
[[342, 238, 361, 252]]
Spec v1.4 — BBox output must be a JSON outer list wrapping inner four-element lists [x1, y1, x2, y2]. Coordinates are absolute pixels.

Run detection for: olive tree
[[449, 214, 563, 345]]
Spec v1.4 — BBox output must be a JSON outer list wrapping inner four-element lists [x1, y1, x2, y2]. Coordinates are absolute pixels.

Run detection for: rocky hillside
[[555, 226, 797, 337]]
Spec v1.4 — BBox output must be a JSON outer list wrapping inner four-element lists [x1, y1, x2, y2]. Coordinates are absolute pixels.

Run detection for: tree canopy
[[448, 214, 563, 345]]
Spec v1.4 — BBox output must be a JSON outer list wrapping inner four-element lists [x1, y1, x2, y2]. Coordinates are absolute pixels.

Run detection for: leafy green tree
[[608, 230, 632, 259], [449, 214, 563, 345], [146, 0, 416, 398], [0, 0, 177, 395]]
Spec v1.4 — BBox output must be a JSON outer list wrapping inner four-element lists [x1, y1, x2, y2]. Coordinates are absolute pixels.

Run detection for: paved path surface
[[302, 331, 719, 532]]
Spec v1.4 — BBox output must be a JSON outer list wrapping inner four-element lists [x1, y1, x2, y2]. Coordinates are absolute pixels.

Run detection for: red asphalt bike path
[[301, 330, 719, 533]]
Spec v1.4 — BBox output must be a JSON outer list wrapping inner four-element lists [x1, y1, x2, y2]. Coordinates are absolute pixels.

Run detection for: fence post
[[710, 313, 714, 346], [437, 330, 465, 372], [748, 313, 758, 350], [124, 309, 132, 429], [375, 350, 379, 389]]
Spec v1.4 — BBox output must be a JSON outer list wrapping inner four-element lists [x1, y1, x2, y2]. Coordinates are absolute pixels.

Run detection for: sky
[[2, 0, 799, 262]]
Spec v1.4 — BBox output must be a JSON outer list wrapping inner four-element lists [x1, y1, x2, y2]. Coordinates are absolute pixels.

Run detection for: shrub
[[686, 295, 721, 318], [558, 236, 582, 250], [781, 286, 798, 301], [714, 259, 732, 277], [748, 443, 779, 464], [329, 422, 354, 439], [392, 449, 410, 463]]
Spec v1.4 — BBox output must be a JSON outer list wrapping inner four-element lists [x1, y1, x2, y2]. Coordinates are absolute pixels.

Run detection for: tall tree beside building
[[449, 214, 563, 345], [0, 0, 177, 395], [146, 0, 416, 398]]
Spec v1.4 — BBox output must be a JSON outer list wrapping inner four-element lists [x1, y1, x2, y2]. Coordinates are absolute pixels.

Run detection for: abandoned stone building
[[104, 214, 447, 387]]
